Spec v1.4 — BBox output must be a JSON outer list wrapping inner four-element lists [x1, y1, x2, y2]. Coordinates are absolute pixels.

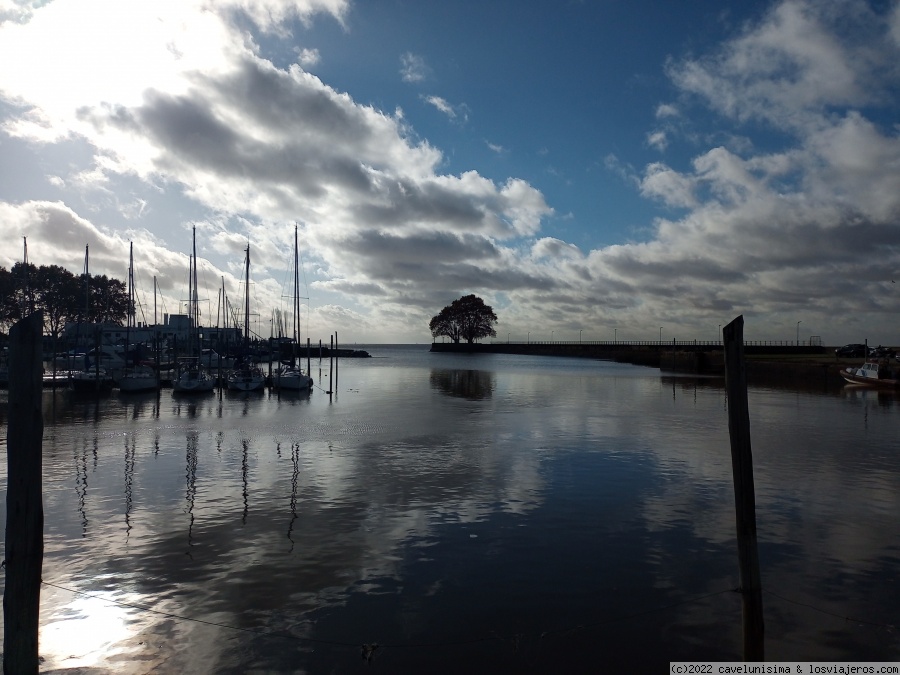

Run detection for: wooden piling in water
[[723, 315, 764, 661], [4, 311, 45, 675]]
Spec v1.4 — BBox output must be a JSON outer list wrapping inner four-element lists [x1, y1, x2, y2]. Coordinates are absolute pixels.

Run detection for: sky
[[1, 0, 899, 345]]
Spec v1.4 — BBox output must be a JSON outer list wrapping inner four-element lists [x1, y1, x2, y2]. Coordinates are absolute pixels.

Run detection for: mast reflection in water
[[1, 344, 899, 673]]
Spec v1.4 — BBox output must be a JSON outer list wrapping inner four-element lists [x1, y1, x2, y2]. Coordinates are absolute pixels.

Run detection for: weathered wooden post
[[327, 334, 334, 398], [4, 311, 45, 674], [723, 315, 764, 661]]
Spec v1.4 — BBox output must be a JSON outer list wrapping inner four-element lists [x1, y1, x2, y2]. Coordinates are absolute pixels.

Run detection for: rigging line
[[762, 587, 897, 629]]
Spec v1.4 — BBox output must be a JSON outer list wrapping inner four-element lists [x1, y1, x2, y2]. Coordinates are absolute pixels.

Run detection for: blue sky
[[1, 0, 899, 344]]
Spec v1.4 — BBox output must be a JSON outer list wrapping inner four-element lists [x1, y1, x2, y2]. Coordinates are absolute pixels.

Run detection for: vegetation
[[0, 262, 129, 339], [429, 294, 498, 344]]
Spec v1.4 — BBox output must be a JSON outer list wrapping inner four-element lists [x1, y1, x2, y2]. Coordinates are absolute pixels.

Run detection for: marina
[[2, 345, 899, 672]]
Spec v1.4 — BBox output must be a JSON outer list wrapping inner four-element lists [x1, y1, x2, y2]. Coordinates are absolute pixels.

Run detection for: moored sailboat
[[118, 242, 159, 392], [173, 227, 215, 394], [227, 243, 266, 392], [275, 225, 313, 392]]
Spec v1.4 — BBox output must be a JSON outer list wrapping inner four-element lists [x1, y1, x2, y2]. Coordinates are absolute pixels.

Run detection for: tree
[[429, 294, 498, 344], [33, 265, 80, 341], [87, 274, 128, 325]]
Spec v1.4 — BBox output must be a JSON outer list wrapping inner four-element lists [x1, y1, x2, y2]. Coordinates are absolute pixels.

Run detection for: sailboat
[[172, 227, 215, 393], [118, 242, 159, 392], [275, 226, 313, 392], [227, 243, 266, 392]]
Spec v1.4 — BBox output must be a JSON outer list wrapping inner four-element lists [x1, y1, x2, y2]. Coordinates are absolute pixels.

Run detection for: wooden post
[[723, 315, 764, 661], [327, 334, 334, 398], [4, 311, 45, 674]]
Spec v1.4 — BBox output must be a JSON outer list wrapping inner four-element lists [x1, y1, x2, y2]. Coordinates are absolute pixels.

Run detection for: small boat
[[839, 361, 900, 388], [172, 358, 216, 393], [227, 358, 266, 392], [70, 367, 115, 393], [274, 365, 312, 391]]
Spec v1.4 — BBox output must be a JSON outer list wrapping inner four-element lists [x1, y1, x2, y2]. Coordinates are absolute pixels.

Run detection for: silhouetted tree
[[429, 294, 498, 344]]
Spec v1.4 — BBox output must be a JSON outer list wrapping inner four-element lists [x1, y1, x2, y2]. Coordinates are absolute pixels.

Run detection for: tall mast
[[244, 244, 251, 349], [128, 242, 135, 329], [294, 225, 300, 345], [192, 226, 199, 328], [83, 245, 90, 321], [126, 242, 133, 367]]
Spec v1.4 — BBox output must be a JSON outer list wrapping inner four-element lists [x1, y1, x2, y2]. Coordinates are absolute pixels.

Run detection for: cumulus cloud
[[295, 47, 320, 67]]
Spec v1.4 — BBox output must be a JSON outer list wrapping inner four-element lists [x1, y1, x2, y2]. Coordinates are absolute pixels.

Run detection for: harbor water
[[1, 344, 899, 672]]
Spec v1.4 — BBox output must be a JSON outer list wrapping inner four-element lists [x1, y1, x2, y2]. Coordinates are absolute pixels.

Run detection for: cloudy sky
[[1, 0, 899, 344]]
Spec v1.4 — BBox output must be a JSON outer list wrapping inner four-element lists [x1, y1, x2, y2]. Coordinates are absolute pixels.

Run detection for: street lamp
[[797, 320, 801, 346], [614, 328, 617, 342], [718, 324, 721, 344], [579, 329, 582, 343], [659, 326, 663, 342]]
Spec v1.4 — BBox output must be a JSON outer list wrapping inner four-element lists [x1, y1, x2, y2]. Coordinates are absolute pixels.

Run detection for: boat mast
[[193, 227, 200, 357], [127, 241, 134, 367], [243, 243, 251, 351]]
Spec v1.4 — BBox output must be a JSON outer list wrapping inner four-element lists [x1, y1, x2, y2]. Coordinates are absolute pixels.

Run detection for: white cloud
[[646, 130, 668, 152], [295, 47, 320, 67], [422, 95, 468, 122], [655, 103, 679, 119], [400, 52, 428, 83]]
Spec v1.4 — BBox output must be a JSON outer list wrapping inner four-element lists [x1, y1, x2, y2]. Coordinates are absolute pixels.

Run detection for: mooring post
[[4, 311, 45, 675], [327, 334, 334, 399], [723, 315, 764, 661]]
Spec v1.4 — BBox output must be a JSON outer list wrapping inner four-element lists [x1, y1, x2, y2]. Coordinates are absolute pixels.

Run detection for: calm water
[[1, 345, 899, 673]]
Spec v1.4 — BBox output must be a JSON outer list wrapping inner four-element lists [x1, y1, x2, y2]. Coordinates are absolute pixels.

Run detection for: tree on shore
[[0, 263, 129, 338], [429, 294, 498, 344]]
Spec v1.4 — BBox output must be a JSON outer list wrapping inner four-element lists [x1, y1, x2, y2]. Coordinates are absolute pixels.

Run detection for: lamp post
[[579, 329, 582, 343], [718, 324, 721, 345], [797, 320, 801, 346], [507, 332, 510, 344], [614, 328, 616, 343], [551, 330, 554, 342], [659, 326, 663, 342]]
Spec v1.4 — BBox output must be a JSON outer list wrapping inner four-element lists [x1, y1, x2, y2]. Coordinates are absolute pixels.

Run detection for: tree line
[[0, 263, 129, 341]]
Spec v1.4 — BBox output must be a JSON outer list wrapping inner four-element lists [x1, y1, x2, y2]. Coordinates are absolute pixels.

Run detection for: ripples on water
[[1, 345, 900, 672]]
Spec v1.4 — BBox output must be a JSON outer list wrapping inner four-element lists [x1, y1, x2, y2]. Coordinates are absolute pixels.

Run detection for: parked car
[[835, 343, 868, 357]]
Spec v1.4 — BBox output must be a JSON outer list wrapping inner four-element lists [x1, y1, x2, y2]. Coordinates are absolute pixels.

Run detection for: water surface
[[2, 345, 899, 672]]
